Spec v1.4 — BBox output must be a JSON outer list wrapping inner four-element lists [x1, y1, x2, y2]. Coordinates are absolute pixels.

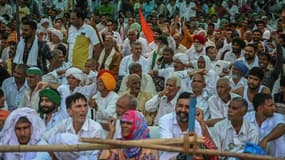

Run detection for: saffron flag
[[139, 8, 154, 43]]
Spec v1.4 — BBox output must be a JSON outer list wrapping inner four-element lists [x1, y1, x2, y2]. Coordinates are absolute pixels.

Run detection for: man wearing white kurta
[[159, 92, 202, 160]]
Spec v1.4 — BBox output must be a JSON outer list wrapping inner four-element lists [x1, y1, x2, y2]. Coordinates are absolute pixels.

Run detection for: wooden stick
[[80, 136, 204, 145], [81, 139, 280, 160]]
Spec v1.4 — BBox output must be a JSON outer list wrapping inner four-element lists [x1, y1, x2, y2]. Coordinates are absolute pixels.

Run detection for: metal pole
[[187, 96, 197, 160]]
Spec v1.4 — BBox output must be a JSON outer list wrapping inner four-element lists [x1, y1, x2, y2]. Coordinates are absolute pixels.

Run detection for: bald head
[[116, 94, 137, 117]]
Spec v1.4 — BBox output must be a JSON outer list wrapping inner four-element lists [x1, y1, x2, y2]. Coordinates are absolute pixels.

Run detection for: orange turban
[[97, 70, 116, 91]]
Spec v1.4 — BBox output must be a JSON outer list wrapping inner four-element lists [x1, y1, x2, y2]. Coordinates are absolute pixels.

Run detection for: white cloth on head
[[0, 107, 45, 145], [13, 37, 39, 66], [65, 67, 84, 82], [173, 53, 189, 65], [48, 28, 63, 41], [0, 108, 45, 160]]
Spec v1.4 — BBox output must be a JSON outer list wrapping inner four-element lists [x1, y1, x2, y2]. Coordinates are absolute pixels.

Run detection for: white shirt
[[159, 112, 202, 160], [209, 119, 259, 156], [224, 50, 245, 64], [208, 93, 240, 119], [245, 112, 285, 157], [1, 77, 28, 111], [145, 92, 180, 126], [67, 23, 99, 63], [35, 118, 104, 160], [186, 46, 206, 62], [92, 91, 119, 124], [118, 55, 150, 76], [226, 76, 248, 91], [121, 37, 150, 57], [57, 83, 97, 118], [194, 90, 210, 120]]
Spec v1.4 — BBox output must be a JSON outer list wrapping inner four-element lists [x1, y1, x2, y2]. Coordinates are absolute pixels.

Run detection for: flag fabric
[[139, 8, 154, 43]]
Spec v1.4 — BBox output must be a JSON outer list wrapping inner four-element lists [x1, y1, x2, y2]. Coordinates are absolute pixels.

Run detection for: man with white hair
[[0, 107, 46, 160], [145, 75, 181, 125]]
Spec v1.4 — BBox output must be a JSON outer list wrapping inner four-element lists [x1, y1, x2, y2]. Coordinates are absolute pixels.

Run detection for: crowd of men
[[0, 0, 285, 159]]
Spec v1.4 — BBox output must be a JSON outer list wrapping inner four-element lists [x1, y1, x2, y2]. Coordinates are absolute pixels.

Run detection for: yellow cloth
[[72, 34, 90, 70]]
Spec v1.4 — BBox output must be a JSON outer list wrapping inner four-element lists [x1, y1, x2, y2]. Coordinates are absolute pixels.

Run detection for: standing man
[[13, 20, 51, 73], [68, 9, 100, 69]]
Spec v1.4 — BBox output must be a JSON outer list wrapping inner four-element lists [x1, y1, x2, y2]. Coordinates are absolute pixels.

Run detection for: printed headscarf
[[120, 110, 150, 158]]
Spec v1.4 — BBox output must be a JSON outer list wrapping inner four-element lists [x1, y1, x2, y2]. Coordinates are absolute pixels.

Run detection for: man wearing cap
[[0, 107, 46, 160], [88, 70, 119, 134], [224, 37, 246, 63], [47, 28, 65, 50], [19, 67, 43, 111], [38, 67, 97, 118], [13, 20, 51, 73], [39, 88, 65, 130], [186, 34, 207, 61], [35, 93, 104, 159], [226, 60, 248, 90]]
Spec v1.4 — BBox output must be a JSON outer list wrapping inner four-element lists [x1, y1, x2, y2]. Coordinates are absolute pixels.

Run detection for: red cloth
[[139, 8, 154, 43]]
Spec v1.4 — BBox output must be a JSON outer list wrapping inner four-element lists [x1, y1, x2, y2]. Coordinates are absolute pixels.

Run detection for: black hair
[[176, 92, 192, 103], [71, 8, 86, 20], [252, 93, 272, 111], [23, 20, 37, 30], [66, 92, 87, 109], [56, 44, 67, 57], [205, 46, 216, 54], [248, 67, 264, 81]]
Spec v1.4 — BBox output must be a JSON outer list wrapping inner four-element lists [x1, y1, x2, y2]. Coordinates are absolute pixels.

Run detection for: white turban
[[40, 18, 50, 26], [48, 27, 63, 41], [0, 107, 45, 145], [49, 133, 87, 160], [173, 53, 189, 65], [65, 67, 84, 82]]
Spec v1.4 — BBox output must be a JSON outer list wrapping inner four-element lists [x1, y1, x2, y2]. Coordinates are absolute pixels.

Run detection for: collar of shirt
[[66, 118, 89, 134]]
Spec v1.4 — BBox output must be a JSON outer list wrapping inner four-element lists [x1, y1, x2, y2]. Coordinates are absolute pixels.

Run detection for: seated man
[[207, 97, 259, 157], [146, 75, 181, 125], [36, 93, 104, 159], [0, 107, 46, 160], [159, 92, 202, 160], [121, 74, 153, 125], [208, 77, 240, 125], [88, 70, 119, 134], [119, 63, 156, 96], [246, 93, 285, 157], [39, 88, 65, 130]]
